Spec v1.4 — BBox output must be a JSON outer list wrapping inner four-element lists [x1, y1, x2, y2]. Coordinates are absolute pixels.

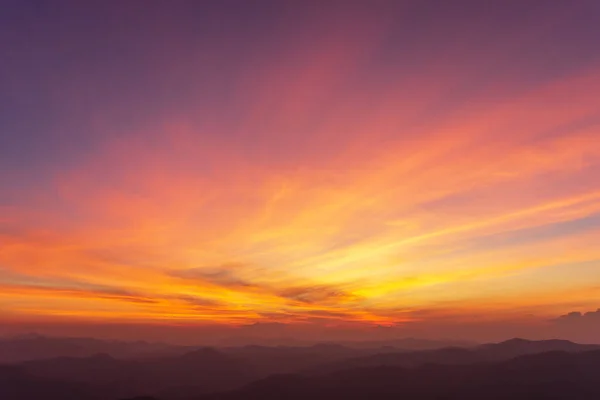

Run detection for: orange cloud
[[1, 2, 599, 338]]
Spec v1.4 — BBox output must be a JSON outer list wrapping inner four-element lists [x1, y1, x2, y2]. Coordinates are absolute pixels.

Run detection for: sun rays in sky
[[1, 1, 600, 340]]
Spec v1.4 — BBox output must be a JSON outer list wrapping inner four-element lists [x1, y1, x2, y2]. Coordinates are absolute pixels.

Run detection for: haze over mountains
[[0, 334, 470, 363], [1, 335, 600, 400]]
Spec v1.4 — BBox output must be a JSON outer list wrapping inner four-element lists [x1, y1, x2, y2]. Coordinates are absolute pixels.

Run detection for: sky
[[1, 0, 600, 344]]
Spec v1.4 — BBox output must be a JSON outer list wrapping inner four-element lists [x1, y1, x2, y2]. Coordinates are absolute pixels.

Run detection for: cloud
[[257, 312, 296, 320], [277, 285, 360, 305], [174, 294, 225, 308], [0, 267, 222, 309], [0, 283, 159, 305], [170, 265, 362, 308], [303, 309, 354, 319], [554, 309, 600, 323], [169, 264, 255, 288]]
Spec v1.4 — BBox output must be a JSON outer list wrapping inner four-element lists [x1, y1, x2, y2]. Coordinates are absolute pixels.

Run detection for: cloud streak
[[0, 1, 599, 339]]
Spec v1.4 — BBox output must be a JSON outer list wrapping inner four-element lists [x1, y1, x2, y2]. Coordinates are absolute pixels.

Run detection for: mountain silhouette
[[196, 350, 600, 400], [0, 335, 186, 363], [5, 338, 600, 400], [17, 347, 257, 399], [220, 343, 381, 376], [308, 338, 600, 375], [0, 365, 99, 400], [478, 338, 600, 359]]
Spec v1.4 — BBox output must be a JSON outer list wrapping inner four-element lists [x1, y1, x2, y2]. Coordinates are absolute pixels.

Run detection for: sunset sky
[[1, 1, 600, 343]]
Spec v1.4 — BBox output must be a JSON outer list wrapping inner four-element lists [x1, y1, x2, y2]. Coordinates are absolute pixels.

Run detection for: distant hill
[[218, 339, 475, 376], [220, 343, 384, 376], [0, 335, 189, 363], [309, 338, 600, 374], [338, 337, 477, 350], [478, 338, 600, 360], [0, 334, 471, 365], [217, 336, 475, 349]]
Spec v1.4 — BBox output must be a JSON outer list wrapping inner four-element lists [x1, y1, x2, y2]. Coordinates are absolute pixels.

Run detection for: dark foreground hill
[[197, 350, 600, 400], [0, 365, 99, 400], [17, 348, 257, 399], [7, 350, 600, 400]]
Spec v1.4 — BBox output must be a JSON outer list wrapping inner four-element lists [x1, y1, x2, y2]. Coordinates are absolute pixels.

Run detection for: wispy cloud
[[1, 1, 599, 336]]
